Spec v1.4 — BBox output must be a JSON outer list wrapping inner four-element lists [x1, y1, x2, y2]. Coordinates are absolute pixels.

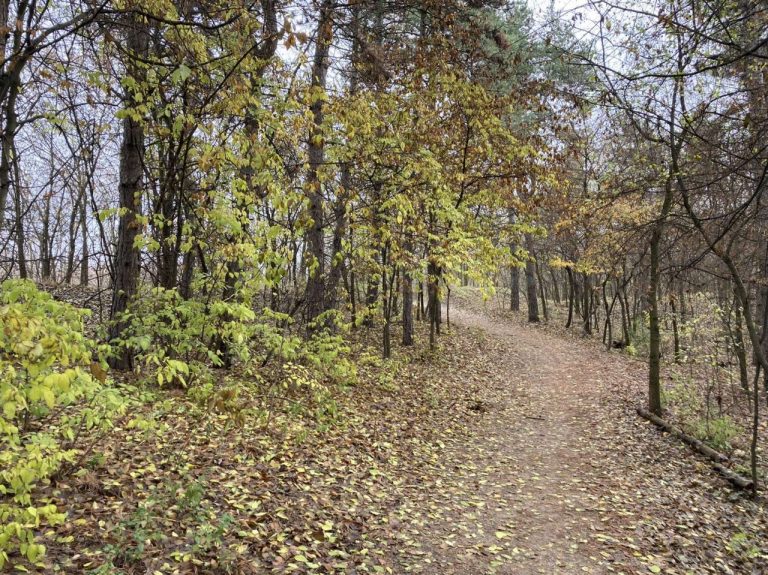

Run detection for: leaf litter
[[37, 304, 768, 574]]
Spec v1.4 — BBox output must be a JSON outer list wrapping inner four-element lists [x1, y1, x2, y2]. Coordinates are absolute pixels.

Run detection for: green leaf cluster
[[0, 280, 124, 568]]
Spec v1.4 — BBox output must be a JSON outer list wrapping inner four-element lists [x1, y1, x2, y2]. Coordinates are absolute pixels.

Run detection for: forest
[[0, 0, 767, 573]]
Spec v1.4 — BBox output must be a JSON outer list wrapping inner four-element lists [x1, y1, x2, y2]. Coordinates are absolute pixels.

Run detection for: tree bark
[[648, 176, 675, 415], [402, 240, 414, 346], [535, 258, 548, 321], [582, 273, 592, 334], [108, 12, 150, 370], [0, 0, 22, 237], [305, 0, 333, 328], [525, 234, 539, 323], [566, 267, 574, 328], [510, 265, 520, 311], [12, 153, 26, 279]]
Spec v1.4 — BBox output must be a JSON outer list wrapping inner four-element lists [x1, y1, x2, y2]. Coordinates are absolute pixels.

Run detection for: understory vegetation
[[1, 0, 767, 572]]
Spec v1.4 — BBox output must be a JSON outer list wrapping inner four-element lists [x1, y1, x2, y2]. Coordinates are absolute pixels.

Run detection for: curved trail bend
[[391, 305, 766, 575]]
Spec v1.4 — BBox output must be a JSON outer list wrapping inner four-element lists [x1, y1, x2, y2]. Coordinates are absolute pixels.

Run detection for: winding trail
[[391, 304, 767, 574]]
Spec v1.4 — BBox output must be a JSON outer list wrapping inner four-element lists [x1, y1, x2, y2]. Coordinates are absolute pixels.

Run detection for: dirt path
[[389, 305, 768, 574]]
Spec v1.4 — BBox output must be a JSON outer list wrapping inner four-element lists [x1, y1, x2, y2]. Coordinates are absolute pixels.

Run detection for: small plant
[[663, 372, 702, 421], [0, 279, 124, 569], [692, 415, 741, 452], [726, 532, 761, 560], [101, 478, 237, 571], [113, 287, 251, 387], [301, 314, 357, 387]]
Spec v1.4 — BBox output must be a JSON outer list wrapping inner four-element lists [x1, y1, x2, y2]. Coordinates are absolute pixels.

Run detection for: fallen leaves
[[12, 301, 767, 574]]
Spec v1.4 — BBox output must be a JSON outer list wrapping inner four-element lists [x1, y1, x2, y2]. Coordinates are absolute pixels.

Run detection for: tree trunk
[[428, 260, 440, 349], [758, 238, 768, 397], [65, 183, 79, 283], [582, 273, 592, 335], [0, 0, 21, 237], [670, 290, 681, 362], [549, 267, 561, 305], [79, 181, 89, 285], [525, 234, 539, 323], [350, 267, 357, 327], [364, 271, 378, 327], [566, 267, 574, 328], [508, 210, 520, 312], [535, 259, 548, 321], [648, 176, 674, 416], [417, 278, 424, 321], [41, 188, 52, 282], [108, 13, 150, 370], [574, 273, 582, 317], [402, 240, 414, 346], [510, 265, 520, 311], [733, 295, 750, 393], [13, 156, 26, 279], [381, 247, 391, 359], [305, 0, 333, 327]]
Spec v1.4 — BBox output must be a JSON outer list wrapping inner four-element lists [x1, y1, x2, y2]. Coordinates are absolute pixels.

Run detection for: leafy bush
[[662, 373, 701, 421], [113, 287, 255, 387], [116, 287, 356, 390], [0, 279, 124, 568], [692, 416, 741, 452], [99, 477, 237, 572]]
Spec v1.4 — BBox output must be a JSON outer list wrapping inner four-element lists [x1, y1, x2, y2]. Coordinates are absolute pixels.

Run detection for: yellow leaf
[[42, 388, 55, 409]]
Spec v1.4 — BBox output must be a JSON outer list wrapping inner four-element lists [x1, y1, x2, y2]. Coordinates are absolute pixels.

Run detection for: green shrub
[[113, 287, 256, 387], [100, 478, 237, 571], [662, 372, 701, 420], [116, 287, 356, 389], [0, 279, 124, 568], [692, 416, 741, 452]]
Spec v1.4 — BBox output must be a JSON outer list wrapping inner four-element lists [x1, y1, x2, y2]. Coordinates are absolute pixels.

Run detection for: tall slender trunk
[[648, 176, 674, 415], [574, 273, 582, 317], [566, 267, 574, 328], [417, 278, 424, 321], [758, 238, 768, 397], [79, 182, 89, 285], [428, 259, 440, 349], [508, 209, 520, 311], [65, 181, 80, 283], [510, 266, 520, 311], [381, 246, 391, 358], [619, 286, 630, 347], [402, 240, 414, 346], [364, 270, 379, 327], [326, 171, 348, 312], [670, 289, 681, 361], [582, 273, 592, 334], [525, 234, 539, 323], [13, 155, 26, 279], [179, 249, 195, 300], [108, 13, 150, 369], [732, 294, 750, 392], [42, 136, 55, 282], [41, 191, 52, 282], [549, 268, 561, 305], [535, 259, 548, 321], [0, 0, 23, 236], [305, 0, 333, 327]]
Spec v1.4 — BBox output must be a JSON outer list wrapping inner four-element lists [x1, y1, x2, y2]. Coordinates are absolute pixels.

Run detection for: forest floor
[[39, 290, 768, 574], [391, 302, 768, 575]]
